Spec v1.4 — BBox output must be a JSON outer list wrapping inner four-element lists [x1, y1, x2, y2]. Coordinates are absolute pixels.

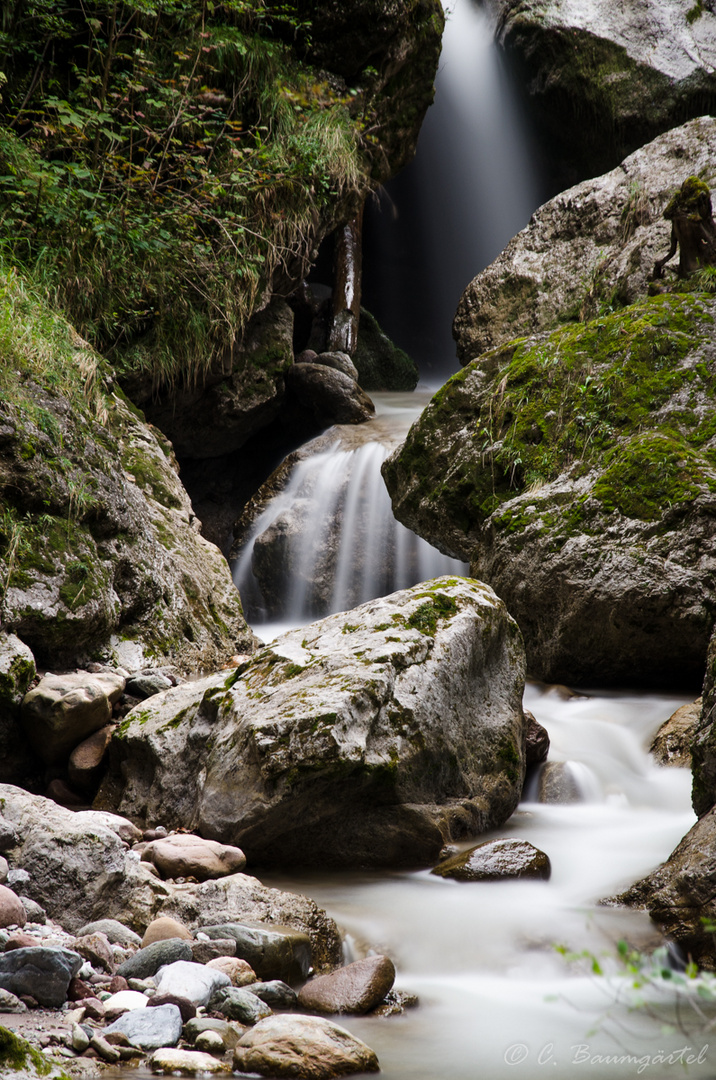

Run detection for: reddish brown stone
[[297, 955, 395, 1015], [0, 884, 26, 929], [68, 724, 114, 792], [107, 975, 129, 993], [4, 932, 38, 950], [147, 991, 197, 1023], [67, 977, 93, 1001]]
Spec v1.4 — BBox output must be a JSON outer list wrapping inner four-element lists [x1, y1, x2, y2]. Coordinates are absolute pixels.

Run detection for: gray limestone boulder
[[233, 1014, 379, 1077], [454, 117, 716, 364], [431, 838, 551, 882], [103, 1003, 183, 1051], [487, 1, 716, 185], [386, 281, 716, 688], [97, 578, 527, 868], [22, 672, 124, 766], [691, 626, 716, 815], [140, 833, 246, 881], [154, 960, 230, 1006]]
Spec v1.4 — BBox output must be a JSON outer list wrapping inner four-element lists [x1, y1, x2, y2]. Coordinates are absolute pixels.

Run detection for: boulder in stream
[[431, 838, 551, 882], [232, 1014, 380, 1078], [97, 577, 527, 869]]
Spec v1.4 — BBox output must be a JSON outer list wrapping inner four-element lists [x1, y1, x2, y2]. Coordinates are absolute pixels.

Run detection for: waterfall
[[232, 393, 467, 637], [362, 0, 543, 379]]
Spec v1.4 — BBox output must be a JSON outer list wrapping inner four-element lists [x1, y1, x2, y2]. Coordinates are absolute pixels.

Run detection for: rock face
[[385, 289, 716, 688], [0, 290, 253, 674], [454, 117, 716, 364], [488, 1, 716, 186], [0, 785, 342, 970], [692, 626, 716, 815], [233, 1014, 380, 1078], [431, 838, 551, 882], [142, 300, 294, 461], [617, 807, 716, 968], [0, 634, 36, 785], [98, 578, 527, 868]]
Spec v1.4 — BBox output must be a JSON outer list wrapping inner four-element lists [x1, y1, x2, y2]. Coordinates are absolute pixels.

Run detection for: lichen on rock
[[97, 577, 527, 869], [384, 292, 716, 688]]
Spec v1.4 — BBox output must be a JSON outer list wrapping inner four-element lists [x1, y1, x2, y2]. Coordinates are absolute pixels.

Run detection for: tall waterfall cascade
[[362, 0, 542, 376]]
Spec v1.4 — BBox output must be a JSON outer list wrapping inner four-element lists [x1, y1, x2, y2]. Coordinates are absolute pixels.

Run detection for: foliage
[[555, 939, 716, 1040], [0, 0, 370, 389]]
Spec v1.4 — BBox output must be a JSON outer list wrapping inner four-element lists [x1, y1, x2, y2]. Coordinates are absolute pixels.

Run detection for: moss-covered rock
[[97, 577, 526, 869], [353, 308, 419, 391], [489, 0, 716, 186], [453, 117, 716, 365], [0, 261, 254, 676], [0, 1026, 70, 1079], [384, 293, 716, 688]]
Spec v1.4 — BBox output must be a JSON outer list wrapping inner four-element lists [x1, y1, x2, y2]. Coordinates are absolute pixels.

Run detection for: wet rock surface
[[98, 578, 527, 869], [650, 698, 701, 768], [431, 838, 551, 882], [297, 955, 396, 1015]]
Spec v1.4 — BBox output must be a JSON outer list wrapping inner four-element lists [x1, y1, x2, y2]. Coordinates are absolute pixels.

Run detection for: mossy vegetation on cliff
[[388, 292, 716, 545]]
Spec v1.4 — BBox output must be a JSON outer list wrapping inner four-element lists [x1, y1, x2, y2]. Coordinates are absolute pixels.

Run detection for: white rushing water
[[232, 392, 467, 640], [263, 684, 709, 1080]]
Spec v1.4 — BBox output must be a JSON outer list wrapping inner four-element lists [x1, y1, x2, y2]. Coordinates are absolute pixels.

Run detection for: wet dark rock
[[147, 991, 197, 1024], [525, 710, 550, 766], [0, 946, 82, 1007], [431, 839, 551, 882], [287, 362, 375, 427], [248, 980, 297, 1009], [313, 351, 359, 381], [210, 985, 273, 1024], [116, 939, 194, 981], [537, 763, 581, 805], [199, 924, 311, 985]]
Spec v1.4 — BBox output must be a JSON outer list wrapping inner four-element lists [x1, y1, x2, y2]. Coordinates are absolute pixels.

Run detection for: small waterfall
[[232, 393, 467, 636], [362, 0, 543, 379]]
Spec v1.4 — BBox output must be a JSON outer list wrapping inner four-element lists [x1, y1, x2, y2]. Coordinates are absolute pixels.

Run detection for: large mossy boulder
[[97, 578, 527, 869], [453, 117, 716, 364], [0, 264, 254, 673], [488, 0, 716, 187], [353, 308, 420, 391], [383, 293, 716, 689]]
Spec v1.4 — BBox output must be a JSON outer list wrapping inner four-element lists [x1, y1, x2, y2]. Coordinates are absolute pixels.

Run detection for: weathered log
[[328, 203, 364, 355], [653, 176, 716, 278]]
